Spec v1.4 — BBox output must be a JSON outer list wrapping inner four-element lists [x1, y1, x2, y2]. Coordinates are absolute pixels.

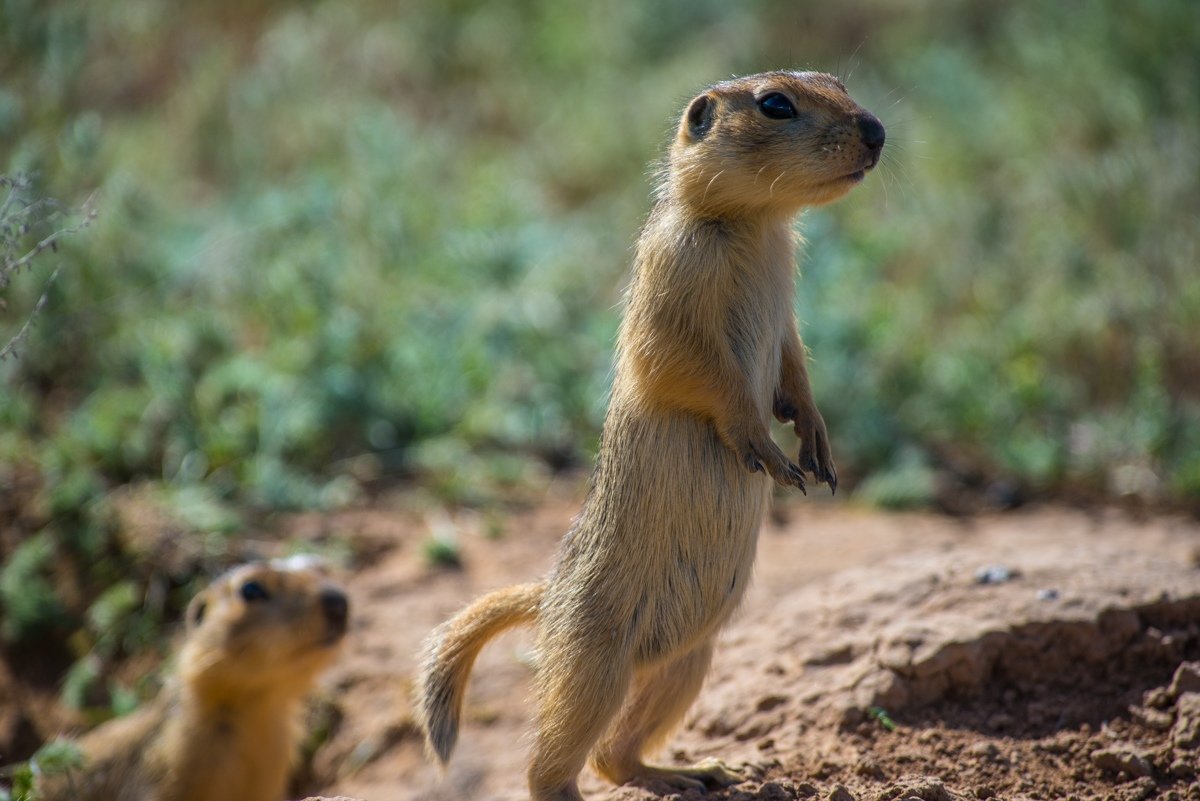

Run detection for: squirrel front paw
[[743, 434, 807, 494], [794, 406, 837, 494]]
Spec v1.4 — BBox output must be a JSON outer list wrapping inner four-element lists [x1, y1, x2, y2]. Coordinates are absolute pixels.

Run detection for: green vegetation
[[0, 0, 1197, 739], [0, 739, 84, 801], [422, 532, 464, 570], [868, 706, 898, 733]]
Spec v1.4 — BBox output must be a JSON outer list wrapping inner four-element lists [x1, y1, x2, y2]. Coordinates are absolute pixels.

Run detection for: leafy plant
[[422, 531, 463, 570], [0, 739, 84, 801], [868, 706, 898, 732]]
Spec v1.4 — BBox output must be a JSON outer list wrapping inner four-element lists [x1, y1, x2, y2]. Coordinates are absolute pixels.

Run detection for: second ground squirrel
[[38, 557, 349, 801]]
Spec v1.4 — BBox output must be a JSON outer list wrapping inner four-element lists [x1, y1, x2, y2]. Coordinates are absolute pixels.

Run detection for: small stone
[[974, 565, 1017, 584], [879, 779, 953, 801], [911, 779, 953, 801], [1129, 704, 1174, 731], [795, 781, 820, 798], [1037, 734, 1074, 755], [1169, 662, 1200, 697], [1091, 745, 1154, 777], [1145, 687, 1173, 709], [1173, 692, 1200, 749], [828, 784, 856, 801], [838, 704, 866, 729], [967, 741, 1001, 761], [758, 781, 793, 801], [854, 755, 885, 779], [1169, 757, 1195, 778], [1036, 588, 1060, 601], [1129, 777, 1158, 801]]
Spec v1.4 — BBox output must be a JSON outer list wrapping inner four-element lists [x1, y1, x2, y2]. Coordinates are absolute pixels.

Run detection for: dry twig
[[0, 174, 97, 361]]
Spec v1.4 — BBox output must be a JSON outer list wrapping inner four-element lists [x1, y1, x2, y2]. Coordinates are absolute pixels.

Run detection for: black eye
[[240, 581, 270, 603], [757, 92, 796, 120]]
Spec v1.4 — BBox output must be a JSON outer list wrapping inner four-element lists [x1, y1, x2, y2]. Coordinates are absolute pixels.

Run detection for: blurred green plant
[[868, 705, 898, 733], [3, 0, 1194, 517], [0, 532, 65, 642], [0, 739, 84, 801], [422, 520, 463, 569], [0, 174, 95, 359], [0, 176, 88, 362]]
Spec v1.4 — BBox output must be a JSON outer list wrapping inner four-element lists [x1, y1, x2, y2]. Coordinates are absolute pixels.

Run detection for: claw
[[789, 463, 807, 494]]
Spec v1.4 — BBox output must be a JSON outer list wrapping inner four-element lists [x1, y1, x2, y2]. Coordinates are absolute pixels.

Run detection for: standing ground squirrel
[[38, 557, 349, 801], [416, 70, 884, 801]]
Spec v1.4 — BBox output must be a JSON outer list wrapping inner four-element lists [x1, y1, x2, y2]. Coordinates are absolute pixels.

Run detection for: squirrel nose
[[858, 114, 886, 152], [320, 587, 349, 630]]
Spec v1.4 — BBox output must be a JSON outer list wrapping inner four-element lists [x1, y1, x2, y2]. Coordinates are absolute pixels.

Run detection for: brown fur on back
[[417, 70, 884, 801]]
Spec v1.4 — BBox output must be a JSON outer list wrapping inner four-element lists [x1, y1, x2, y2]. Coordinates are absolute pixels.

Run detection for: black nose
[[320, 587, 349, 630], [858, 114, 886, 151]]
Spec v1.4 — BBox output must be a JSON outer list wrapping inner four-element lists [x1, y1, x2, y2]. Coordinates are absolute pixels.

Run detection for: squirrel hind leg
[[591, 638, 738, 789], [527, 639, 634, 801]]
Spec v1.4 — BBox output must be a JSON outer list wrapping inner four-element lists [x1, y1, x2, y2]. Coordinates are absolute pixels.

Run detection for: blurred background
[[1, 0, 1197, 776]]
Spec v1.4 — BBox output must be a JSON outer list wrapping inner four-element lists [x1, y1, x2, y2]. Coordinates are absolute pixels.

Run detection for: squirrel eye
[[240, 581, 270, 603], [757, 92, 796, 120]]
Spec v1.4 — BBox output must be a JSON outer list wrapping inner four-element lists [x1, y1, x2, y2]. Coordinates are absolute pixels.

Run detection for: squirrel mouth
[[843, 152, 879, 183], [317, 630, 346, 648], [319, 618, 349, 647]]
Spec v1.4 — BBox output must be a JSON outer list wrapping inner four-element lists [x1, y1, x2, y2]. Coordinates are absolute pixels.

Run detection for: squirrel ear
[[683, 93, 715, 141], [187, 594, 208, 630]]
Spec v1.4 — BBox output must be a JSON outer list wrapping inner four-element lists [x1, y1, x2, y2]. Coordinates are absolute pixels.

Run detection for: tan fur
[[38, 558, 349, 801], [416, 70, 884, 801]]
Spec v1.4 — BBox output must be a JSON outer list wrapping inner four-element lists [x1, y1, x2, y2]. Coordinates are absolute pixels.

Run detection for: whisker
[[769, 171, 787, 196], [702, 169, 726, 204], [845, 37, 868, 84]]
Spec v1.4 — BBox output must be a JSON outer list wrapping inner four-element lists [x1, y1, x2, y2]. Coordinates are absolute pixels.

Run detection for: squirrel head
[[181, 557, 348, 699], [665, 71, 885, 216]]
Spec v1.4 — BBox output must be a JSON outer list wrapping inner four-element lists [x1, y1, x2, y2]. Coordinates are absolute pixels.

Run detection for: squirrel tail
[[416, 581, 544, 764]]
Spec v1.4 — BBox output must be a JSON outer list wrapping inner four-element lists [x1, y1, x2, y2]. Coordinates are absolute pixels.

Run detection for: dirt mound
[[306, 500, 1200, 801], [670, 511, 1200, 801]]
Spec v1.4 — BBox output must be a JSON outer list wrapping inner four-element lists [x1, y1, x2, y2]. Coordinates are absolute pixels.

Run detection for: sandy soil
[[289, 482, 1200, 801]]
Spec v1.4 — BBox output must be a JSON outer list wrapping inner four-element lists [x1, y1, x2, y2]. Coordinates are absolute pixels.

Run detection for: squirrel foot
[[628, 758, 746, 793]]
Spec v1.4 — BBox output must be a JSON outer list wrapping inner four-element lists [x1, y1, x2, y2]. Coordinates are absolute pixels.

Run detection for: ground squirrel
[[416, 70, 884, 800], [38, 557, 349, 801]]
